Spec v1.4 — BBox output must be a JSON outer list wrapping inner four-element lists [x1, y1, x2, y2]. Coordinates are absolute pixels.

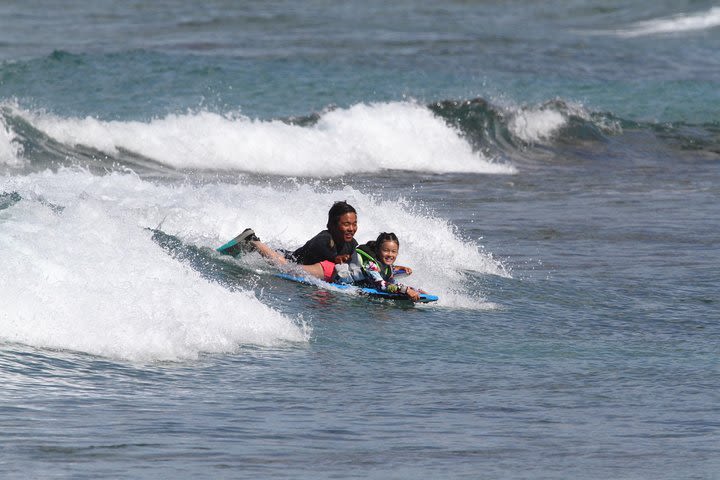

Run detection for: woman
[[225, 201, 358, 281]]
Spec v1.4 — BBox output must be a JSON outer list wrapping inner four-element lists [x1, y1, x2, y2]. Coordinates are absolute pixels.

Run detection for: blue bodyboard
[[274, 273, 439, 303]]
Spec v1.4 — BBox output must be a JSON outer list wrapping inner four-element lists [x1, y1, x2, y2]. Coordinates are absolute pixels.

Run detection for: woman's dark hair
[[375, 232, 399, 251], [327, 201, 357, 230]]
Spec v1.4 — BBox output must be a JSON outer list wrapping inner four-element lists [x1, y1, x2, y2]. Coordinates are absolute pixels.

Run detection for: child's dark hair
[[327, 201, 357, 230], [375, 232, 399, 250]]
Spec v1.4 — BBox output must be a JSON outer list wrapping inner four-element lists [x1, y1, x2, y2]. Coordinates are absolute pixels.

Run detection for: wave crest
[[430, 97, 621, 153]]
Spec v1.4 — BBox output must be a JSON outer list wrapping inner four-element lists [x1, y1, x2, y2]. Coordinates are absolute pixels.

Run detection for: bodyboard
[[274, 272, 439, 303]]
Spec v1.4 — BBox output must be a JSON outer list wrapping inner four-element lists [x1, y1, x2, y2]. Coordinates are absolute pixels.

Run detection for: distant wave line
[[614, 6, 720, 37]]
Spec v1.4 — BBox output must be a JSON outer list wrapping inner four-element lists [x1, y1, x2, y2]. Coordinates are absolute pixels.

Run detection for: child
[[337, 232, 422, 302]]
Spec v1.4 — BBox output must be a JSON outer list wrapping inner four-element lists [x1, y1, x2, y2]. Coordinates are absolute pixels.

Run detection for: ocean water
[[1, 1, 719, 478]]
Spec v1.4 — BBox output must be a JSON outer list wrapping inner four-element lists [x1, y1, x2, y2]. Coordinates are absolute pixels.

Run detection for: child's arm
[[392, 265, 413, 276], [366, 261, 419, 301]]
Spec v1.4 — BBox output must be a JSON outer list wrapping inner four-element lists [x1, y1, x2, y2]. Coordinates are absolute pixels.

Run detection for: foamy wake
[[615, 7, 720, 37], [13, 101, 515, 175]]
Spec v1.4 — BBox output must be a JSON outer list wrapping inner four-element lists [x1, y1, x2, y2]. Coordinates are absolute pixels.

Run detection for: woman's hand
[[334, 254, 351, 264]]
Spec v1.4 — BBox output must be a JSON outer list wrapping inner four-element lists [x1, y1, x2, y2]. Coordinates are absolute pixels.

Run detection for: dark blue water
[[1, 1, 719, 478]]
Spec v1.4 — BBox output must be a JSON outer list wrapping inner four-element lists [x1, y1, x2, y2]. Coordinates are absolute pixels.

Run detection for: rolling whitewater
[[1, 1, 719, 479]]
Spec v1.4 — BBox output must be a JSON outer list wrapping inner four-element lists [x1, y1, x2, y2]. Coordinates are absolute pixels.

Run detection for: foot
[[236, 228, 260, 244], [218, 228, 261, 257]]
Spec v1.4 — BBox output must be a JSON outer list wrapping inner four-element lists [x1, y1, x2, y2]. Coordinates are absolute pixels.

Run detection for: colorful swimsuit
[[347, 242, 411, 294]]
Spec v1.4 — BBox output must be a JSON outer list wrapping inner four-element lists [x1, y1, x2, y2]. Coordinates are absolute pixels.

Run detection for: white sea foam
[[615, 7, 720, 37], [16, 101, 515, 175], [0, 168, 503, 360], [0, 113, 24, 167]]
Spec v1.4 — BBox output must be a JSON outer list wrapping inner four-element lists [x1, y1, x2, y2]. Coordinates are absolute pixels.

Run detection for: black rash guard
[[291, 230, 358, 265]]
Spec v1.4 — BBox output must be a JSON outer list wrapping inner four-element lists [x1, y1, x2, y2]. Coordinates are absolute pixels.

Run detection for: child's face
[[377, 240, 399, 266]]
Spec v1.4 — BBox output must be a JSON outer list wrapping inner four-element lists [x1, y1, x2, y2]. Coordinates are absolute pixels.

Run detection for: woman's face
[[334, 212, 358, 243]]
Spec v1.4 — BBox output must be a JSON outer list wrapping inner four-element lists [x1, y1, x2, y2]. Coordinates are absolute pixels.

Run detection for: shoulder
[[306, 230, 332, 245], [292, 230, 334, 262]]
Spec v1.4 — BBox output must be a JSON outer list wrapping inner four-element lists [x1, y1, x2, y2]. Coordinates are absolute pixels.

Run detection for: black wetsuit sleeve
[[291, 231, 358, 265], [291, 231, 335, 265], [343, 239, 358, 257]]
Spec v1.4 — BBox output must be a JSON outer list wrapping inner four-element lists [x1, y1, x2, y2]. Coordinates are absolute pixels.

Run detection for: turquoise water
[[1, 1, 719, 479]]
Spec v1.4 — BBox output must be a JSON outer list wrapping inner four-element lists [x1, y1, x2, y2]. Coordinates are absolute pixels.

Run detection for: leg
[[251, 240, 327, 281], [299, 263, 326, 280], [250, 240, 289, 266]]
